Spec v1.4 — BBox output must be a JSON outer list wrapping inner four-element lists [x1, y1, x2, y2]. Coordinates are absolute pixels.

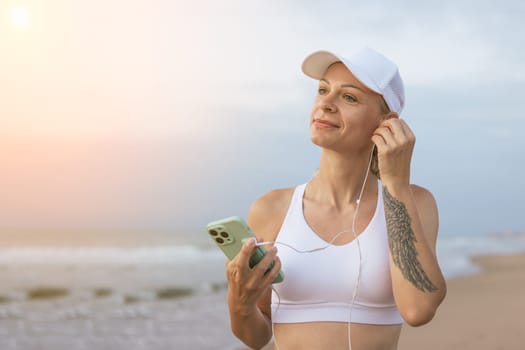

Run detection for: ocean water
[[1, 232, 524, 293], [0, 244, 239, 350], [0, 232, 524, 350], [0, 245, 225, 292], [436, 232, 525, 278]]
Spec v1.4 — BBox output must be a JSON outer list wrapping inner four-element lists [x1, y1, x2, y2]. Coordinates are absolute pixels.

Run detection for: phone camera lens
[[209, 230, 218, 236], [216, 237, 224, 244], [220, 231, 229, 238]]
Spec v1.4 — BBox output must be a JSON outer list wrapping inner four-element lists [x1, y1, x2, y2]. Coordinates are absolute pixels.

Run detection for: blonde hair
[[370, 97, 391, 179]]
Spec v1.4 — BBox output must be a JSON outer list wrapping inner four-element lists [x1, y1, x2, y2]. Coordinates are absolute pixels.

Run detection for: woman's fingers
[[372, 119, 415, 151], [252, 246, 278, 280], [373, 125, 397, 148], [262, 255, 282, 286], [226, 238, 256, 281], [383, 119, 407, 139], [226, 239, 280, 295], [371, 118, 415, 184]]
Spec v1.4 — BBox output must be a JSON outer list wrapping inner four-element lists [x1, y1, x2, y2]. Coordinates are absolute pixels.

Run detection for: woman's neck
[[308, 147, 376, 209]]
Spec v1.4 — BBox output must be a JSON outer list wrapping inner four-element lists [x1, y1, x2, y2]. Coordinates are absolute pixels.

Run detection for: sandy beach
[[398, 253, 525, 349]]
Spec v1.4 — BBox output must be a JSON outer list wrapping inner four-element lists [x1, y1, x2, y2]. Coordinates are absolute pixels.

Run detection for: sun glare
[[9, 6, 31, 30]]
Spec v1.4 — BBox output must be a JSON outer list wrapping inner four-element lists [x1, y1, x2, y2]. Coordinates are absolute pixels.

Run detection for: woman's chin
[[309, 135, 323, 147], [310, 135, 335, 149]]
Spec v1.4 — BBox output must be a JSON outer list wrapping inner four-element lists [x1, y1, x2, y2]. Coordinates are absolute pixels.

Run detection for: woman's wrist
[[380, 178, 411, 194], [228, 293, 259, 318]]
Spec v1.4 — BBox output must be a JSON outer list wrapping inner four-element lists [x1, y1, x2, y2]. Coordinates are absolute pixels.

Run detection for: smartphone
[[206, 216, 284, 284]]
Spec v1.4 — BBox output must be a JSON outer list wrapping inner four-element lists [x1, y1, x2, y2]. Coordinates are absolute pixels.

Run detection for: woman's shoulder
[[252, 187, 297, 210], [247, 186, 297, 241], [409, 184, 437, 207]]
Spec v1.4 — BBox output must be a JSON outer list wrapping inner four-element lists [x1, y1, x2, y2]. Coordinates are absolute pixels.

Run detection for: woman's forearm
[[382, 184, 446, 326], [228, 295, 272, 349]]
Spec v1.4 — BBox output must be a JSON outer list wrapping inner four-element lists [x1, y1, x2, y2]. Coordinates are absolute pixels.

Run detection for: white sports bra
[[271, 181, 403, 325]]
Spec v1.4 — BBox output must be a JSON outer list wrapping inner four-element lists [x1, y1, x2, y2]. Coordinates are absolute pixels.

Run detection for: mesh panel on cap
[[389, 71, 405, 113]]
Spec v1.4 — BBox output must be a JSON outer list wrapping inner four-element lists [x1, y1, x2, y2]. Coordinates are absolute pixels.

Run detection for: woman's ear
[[384, 112, 399, 120]]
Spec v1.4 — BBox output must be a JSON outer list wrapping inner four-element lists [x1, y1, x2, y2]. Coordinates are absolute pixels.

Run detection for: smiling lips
[[313, 119, 339, 128]]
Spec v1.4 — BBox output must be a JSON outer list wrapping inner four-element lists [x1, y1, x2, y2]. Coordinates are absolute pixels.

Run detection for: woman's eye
[[318, 87, 328, 95], [343, 94, 357, 102]]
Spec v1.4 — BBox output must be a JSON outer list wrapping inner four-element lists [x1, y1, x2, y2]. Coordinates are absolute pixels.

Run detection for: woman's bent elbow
[[403, 292, 446, 327], [403, 307, 436, 327]]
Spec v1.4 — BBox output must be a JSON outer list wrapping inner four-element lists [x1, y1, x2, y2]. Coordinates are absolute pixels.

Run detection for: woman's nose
[[322, 102, 336, 112], [320, 97, 336, 112], [318, 92, 337, 112]]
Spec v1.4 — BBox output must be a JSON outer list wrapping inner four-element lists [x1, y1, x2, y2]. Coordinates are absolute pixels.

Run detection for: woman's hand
[[371, 118, 415, 186], [226, 238, 281, 315]]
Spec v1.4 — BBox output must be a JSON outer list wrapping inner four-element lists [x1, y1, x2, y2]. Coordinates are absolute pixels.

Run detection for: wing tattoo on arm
[[383, 186, 437, 293]]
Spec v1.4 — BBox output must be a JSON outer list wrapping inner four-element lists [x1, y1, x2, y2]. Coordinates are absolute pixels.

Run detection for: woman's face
[[309, 62, 387, 153]]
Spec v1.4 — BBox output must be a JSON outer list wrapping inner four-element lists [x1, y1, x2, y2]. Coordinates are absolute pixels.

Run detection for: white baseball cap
[[301, 47, 405, 114]]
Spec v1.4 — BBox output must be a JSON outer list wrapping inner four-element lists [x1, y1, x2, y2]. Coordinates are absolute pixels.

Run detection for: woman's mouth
[[313, 119, 339, 128]]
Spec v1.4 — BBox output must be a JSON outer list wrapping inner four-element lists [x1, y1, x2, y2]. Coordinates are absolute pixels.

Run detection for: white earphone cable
[[258, 146, 375, 350]]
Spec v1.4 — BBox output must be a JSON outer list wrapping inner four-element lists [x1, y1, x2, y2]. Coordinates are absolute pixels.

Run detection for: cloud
[[271, 0, 525, 86], [1, 0, 524, 234]]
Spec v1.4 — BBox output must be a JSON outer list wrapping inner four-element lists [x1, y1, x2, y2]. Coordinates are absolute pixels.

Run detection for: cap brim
[[301, 50, 382, 95], [301, 51, 341, 80]]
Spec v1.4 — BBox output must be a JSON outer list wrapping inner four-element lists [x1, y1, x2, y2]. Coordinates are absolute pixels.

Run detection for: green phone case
[[206, 216, 284, 284]]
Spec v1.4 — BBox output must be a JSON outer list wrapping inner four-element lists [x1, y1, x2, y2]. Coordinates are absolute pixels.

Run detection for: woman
[[226, 47, 447, 350]]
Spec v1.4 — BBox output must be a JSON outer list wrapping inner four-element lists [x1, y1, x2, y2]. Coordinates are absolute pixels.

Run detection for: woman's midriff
[[272, 322, 402, 350]]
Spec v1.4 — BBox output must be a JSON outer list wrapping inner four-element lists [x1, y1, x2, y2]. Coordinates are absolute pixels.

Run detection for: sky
[[1, 0, 524, 238]]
